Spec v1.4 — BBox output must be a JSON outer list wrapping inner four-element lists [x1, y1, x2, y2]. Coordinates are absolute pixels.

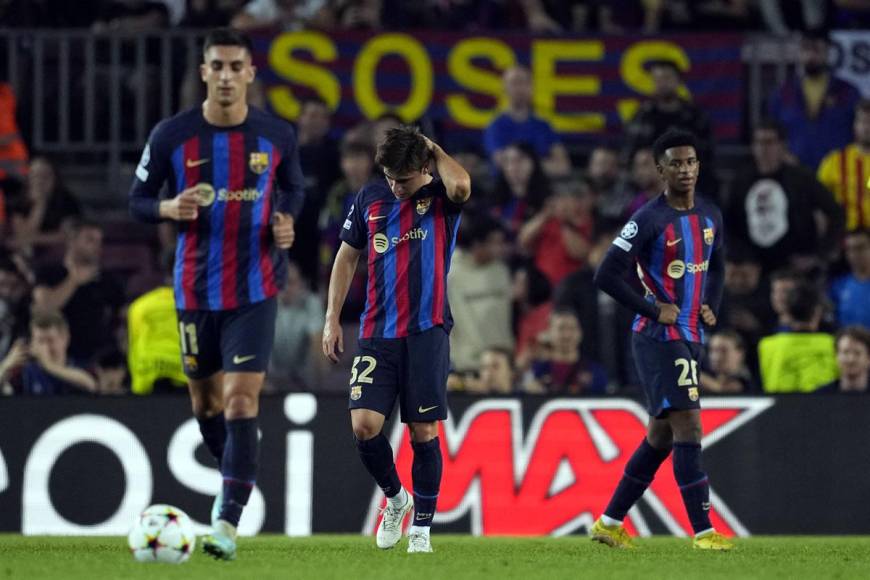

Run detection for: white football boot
[[376, 488, 413, 549], [407, 525, 433, 553]]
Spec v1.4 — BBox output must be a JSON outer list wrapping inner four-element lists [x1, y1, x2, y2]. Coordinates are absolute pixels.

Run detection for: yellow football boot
[[590, 518, 636, 549], [693, 530, 734, 551]]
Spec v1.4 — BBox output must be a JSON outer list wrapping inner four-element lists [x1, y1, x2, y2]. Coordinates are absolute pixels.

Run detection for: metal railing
[[2, 29, 794, 199]]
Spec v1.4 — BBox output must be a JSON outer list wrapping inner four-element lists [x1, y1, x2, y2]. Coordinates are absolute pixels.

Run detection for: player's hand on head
[[322, 317, 343, 363], [272, 212, 295, 249], [700, 304, 717, 327], [656, 301, 680, 325]]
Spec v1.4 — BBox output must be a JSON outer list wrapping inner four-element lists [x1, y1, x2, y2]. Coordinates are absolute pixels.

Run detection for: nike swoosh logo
[[417, 405, 439, 413], [232, 354, 256, 364], [186, 158, 210, 168], [666, 238, 682, 247], [368, 215, 386, 221]]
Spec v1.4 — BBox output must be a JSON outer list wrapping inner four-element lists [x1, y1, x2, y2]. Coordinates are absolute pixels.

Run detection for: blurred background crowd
[[0, 0, 869, 397]]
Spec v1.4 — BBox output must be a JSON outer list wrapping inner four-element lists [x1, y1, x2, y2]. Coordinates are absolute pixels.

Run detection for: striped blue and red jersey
[[340, 178, 462, 339], [129, 106, 304, 311], [598, 194, 725, 344]]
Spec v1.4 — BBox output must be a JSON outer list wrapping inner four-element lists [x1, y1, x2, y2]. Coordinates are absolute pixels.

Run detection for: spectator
[[0, 82, 28, 184], [818, 325, 870, 393], [447, 211, 513, 374], [94, 347, 128, 395], [484, 65, 571, 178], [758, 0, 829, 34], [180, 0, 244, 27], [0, 252, 31, 359], [621, 59, 715, 196], [127, 253, 186, 395], [724, 121, 844, 277], [759, 282, 838, 393], [319, 139, 375, 299], [291, 97, 341, 288], [232, 0, 331, 30], [518, 181, 595, 287], [8, 156, 81, 252], [817, 99, 870, 231], [512, 260, 552, 371], [766, 28, 861, 169], [464, 347, 516, 395], [32, 219, 125, 365], [623, 147, 665, 218], [268, 261, 324, 391], [489, 142, 551, 241], [718, 244, 771, 376], [769, 268, 802, 332], [585, 146, 626, 226], [524, 308, 608, 394], [0, 311, 96, 395], [701, 330, 756, 394], [829, 229, 870, 329]]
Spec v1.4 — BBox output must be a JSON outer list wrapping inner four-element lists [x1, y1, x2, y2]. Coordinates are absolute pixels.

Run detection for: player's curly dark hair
[[652, 129, 699, 164], [375, 125, 430, 176]]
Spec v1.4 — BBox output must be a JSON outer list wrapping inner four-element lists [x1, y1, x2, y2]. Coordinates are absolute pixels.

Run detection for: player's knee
[[352, 423, 381, 441], [409, 422, 438, 442], [672, 422, 702, 443], [224, 392, 257, 419]]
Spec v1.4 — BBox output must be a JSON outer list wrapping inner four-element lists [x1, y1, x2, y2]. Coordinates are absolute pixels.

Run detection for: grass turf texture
[[1, 535, 868, 580]]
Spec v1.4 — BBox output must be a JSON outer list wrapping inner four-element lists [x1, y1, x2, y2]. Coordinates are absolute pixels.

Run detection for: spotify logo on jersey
[[373, 233, 389, 254], [194, 183, 216, 206], [667, 260, 686, 279]]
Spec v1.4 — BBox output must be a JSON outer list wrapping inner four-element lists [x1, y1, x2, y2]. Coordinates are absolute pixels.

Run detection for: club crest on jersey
[[667, 260, 686, 279], [704, 227, 714, 245], [350, 386, 362, 401], [194, 183, 216, 206], [249, 152, 269, 174], [416, 197, 432, 215], [183, 355, 198, 371], [688, 387, 699, 401]]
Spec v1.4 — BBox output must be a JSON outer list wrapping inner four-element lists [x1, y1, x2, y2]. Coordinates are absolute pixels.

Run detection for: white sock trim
[[694, 527, 715, 538], [600, 514, 622, 527], [387, 488, 407, 507]]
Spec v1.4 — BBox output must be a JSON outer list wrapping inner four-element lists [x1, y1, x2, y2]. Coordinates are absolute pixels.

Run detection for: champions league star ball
[[127, 504, 196, 564]]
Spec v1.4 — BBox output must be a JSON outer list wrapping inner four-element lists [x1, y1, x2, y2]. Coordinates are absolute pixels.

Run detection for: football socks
[[197, 412, 227, 469], [219, 418, 259, 527], [411, 437, 442, 527], [604, 438, 672, 521], [673, 442, 713, 534], [356, 433, 402, 498]]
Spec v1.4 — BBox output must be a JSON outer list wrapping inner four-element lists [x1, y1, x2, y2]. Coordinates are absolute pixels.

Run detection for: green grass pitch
[[1, 535, 868, 580]]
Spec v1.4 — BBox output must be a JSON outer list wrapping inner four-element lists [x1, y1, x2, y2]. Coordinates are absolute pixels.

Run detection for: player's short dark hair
[[203, 28, 253, 58], [652, 129, 698, 164], [836, 325, 870, 355], [31, 310, 68, 332], [648, 59, 682, 77], [712, 329, 745, 352], [375, 125, 430, 176], [457, 210, 503, 250], [784, 282, 822, 323], [754, 119, 787, 141]]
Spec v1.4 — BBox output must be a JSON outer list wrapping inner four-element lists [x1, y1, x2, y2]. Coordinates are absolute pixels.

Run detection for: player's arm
[[129, 125, 200, 223], [809, 173, 845, 260], [423, 136, 471, 204], [593, 221, 678, 324], [323, 242, 362, 363]]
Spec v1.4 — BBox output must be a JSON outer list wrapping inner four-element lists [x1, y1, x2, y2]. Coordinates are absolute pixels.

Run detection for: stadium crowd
[[0, 2, 869, 397]]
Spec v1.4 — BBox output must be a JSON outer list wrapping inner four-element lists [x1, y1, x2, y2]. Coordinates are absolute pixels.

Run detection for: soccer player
[[590, 129, 733, 551], [129, 28, 304, 560], [322, 126, 470, 553]]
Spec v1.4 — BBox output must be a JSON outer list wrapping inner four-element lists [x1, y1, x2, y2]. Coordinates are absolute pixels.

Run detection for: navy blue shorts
[[631, 332, 703, 418], [348, 325, 450, 423], [176, 297, 277, 379]]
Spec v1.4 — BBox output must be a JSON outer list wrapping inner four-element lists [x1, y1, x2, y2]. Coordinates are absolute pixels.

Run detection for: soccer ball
[[128, 504, 196, 564]]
